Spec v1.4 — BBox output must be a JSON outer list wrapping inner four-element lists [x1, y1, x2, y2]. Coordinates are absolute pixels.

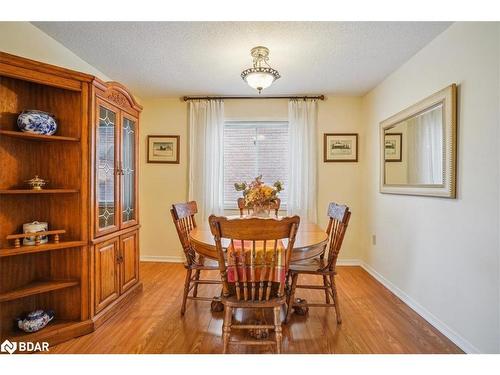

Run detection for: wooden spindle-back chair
[[171, 201, 221, 315], [237, 197, 281, 216], [285, 202, 351, 324], [209, 215, 300, 354]]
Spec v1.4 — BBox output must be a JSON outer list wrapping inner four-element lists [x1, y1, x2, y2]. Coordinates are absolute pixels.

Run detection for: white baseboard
[[138, 254, 479, 353], [140, 255, 184, 263], [336, 259, 362, 266], [360, 261, 480, 354]]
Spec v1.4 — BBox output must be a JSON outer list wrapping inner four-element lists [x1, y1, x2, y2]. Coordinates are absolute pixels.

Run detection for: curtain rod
[[183, 95, 325, 101]]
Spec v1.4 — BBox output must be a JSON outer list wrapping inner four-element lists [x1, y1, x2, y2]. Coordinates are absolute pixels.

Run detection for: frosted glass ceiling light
[[241, 46, 280, 94]]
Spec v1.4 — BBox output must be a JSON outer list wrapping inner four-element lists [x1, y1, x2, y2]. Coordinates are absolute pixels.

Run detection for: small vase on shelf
[[16, 309, 55, 333], [17, 110, 57, 135]]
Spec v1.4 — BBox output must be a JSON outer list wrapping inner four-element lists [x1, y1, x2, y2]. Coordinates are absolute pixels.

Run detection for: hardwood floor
[[50, 262, 463, 354]]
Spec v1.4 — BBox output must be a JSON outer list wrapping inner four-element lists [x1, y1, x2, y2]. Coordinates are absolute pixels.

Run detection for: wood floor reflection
[[49, 262, 463, 354]]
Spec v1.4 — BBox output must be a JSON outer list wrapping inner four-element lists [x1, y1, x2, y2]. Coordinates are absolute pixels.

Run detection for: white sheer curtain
[[188, 100, 225, 225], [406, 106, 443, 184], [287, 99, 318, 222]]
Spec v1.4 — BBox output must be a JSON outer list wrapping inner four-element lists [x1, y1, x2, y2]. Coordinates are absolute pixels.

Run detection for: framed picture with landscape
[[384, 133, 402, 162], [324, 133, 358, 162], [147, 135, 180, 163]]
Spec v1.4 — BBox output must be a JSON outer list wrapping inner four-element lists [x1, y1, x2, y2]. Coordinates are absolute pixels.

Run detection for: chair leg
[[322, 275, 330, 304], [285, 273, 298, 323], [181, 268, 192, 316], [330, 275, 342, 324], [192, 270, 201, 297], [273, 306, 282, 354], [222, 306, 233, 354]]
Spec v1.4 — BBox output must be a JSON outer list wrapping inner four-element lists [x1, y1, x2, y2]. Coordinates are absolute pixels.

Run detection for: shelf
[[0, 189, 79, 194], [7, 319, 90, 343], [0, 241, 86, 258], [0, 130, 79, 142], [0, 280, 79, 303]]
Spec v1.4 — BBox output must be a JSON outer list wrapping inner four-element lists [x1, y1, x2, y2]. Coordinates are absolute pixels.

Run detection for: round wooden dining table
[[189, 215, 328, 262]]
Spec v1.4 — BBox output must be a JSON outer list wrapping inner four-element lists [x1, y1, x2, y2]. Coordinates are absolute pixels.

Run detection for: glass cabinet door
[[96, 102, 119, 235], [120, 114, 138, 227]]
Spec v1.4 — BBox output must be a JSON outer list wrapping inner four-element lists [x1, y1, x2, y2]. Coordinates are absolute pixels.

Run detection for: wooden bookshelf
[[8, 320, 78, 340], [0, 129, 80, 142], [0, 189, 79, 194], [0, 241, 86, 258], [7, 320, 94, 347], [0, 51, 142, 347], [0, 280, 79, 302], [0, 51, 92, 345]]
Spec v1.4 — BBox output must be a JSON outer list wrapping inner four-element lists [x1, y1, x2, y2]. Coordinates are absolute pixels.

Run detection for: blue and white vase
[[17, 110, 57, 135], [16, 310, 55, 333]]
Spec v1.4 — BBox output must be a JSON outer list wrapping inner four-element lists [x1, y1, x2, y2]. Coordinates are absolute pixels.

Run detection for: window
[[223, 121, 288, 209]]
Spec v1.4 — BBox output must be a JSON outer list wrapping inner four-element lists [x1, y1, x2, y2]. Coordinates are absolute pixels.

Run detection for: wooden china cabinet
[[90, 79, 142, 324], [0, 52, 142, 346]]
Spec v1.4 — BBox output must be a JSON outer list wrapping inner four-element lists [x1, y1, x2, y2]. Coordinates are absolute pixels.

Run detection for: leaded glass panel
[[98, 106, 116, 229], [122, 117, 136, 223]]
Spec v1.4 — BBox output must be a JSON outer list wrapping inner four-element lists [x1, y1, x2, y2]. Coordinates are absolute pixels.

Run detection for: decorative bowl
[[17, 110, 57, 135], [16, 309, 55, 333], [23, 221, 48, 246]]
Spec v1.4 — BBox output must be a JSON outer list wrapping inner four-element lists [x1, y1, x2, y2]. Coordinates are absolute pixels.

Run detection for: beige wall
[[0, 22, 110, 80], [362, 22, 500, 353], [139, 97, 365, 262], [139, 98, 189, 262]]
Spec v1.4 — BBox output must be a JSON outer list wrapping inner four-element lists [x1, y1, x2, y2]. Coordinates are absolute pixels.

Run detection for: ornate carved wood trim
[[93, 78, 143, 112]]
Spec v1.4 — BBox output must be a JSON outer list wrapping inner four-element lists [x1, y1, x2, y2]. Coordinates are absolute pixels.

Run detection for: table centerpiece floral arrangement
[[234, 175, 283, 217]]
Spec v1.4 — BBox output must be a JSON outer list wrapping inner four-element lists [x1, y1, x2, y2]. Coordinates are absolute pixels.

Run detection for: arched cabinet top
[[93, 78, 143, 114]]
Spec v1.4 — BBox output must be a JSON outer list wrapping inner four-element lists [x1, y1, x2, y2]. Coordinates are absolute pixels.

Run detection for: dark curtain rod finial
[[183, 95, 325, 101]]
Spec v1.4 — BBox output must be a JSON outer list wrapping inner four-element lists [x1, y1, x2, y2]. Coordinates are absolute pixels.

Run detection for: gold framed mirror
[[380, 84, 457, 198]]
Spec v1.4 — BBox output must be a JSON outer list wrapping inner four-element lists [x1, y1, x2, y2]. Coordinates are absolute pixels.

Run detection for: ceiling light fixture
[[241, 46, 280, 94]]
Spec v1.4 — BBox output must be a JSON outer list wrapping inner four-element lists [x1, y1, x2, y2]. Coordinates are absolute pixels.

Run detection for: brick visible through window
[[223, 122, 288, 209]]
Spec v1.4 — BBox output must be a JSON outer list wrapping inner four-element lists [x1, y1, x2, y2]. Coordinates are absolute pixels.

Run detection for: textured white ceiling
[[33, 22, 451, 98]]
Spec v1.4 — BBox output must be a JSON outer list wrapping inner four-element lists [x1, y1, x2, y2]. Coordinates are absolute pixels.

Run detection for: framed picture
[[147, 135, 180, 164], [384, 133, 402, 162], [324, 133, 358, 162]]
